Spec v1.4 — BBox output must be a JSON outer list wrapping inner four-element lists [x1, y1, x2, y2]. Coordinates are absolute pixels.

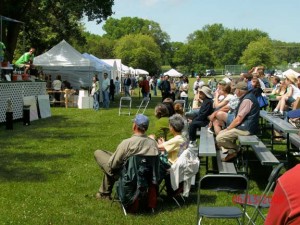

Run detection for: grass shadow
[[0, 151, 72, 182]]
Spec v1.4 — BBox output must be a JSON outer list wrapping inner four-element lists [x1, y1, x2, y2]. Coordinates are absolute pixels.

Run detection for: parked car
[[205, 69, 215, 76]]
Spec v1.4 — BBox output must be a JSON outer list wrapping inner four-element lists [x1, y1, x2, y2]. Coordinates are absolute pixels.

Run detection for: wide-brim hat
[[285, 73, 298, 84], [199, 86, 212, 98]]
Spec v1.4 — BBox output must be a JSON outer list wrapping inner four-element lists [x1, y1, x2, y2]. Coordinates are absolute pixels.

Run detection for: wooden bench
[[198, 127, 236, 174]]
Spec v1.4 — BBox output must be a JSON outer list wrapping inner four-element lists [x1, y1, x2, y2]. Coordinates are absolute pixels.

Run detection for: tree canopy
[[114, 34, 161, 75], [0, 0, 114, 61]]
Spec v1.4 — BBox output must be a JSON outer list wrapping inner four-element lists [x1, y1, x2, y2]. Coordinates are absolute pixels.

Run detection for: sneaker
[[95, 192, 112, 200], [221, 152, 237, 162], [189, 141, 197, 148], [221, 146, 229, 154], [207, 127, 214, 134]]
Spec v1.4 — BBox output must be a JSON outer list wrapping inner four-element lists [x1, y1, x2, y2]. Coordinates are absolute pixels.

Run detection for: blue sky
[[84, 0, 299, 43]]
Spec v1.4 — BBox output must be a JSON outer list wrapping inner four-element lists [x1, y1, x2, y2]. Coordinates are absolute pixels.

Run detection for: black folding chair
[[196, 174, 249, 225], [233, 163, 284, 225]]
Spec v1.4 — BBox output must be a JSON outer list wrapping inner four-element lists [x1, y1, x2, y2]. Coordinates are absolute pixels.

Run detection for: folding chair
[[119, 97, 132, 116], [136, 97, 150, 115], [115, 155, 160, 215], [196, 174, 248, 225], [233, 163, 284, 225], [174, 99, 186, 112]]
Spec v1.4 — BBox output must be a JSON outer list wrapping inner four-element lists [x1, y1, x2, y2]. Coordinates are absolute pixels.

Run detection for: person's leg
[[93, 92, 99, 110], [94, 150, 115, 195], [189, 120, 207, 142], [216, 128, 250, 153]]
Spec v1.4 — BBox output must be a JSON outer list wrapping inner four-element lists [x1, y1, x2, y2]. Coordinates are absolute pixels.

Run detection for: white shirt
[[101, 78, 110, 91], [52, 80, 62, 91]]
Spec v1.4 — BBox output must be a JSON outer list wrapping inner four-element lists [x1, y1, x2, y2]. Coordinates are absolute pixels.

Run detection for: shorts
[[226, 113, 235, 128], [287, 97, 295, 106]]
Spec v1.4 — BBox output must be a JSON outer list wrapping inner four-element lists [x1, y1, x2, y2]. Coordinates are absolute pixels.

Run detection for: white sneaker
[[207, 127, 214, 134], [221, 146, 229, 154], [189, 141, 197, 148]]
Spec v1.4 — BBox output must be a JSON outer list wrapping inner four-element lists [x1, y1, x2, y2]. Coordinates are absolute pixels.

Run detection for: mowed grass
[[0, 76, 294, 225]]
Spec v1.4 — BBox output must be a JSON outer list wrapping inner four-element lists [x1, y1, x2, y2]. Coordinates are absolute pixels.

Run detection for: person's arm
[[285, 85, 293, 98], [108, 140, 128, 171], [194, 99, 213, 121], [264, 181, 289, 225]]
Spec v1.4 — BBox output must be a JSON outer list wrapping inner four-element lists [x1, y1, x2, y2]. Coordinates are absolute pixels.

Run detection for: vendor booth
[[34, 40, 101, 90]]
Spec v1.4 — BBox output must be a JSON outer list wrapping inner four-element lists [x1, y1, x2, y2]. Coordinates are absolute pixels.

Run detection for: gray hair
[[169, 114, 185, 132]]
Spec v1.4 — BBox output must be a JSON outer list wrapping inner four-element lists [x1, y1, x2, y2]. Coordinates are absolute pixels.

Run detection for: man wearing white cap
[[94, 114, 159, 200]]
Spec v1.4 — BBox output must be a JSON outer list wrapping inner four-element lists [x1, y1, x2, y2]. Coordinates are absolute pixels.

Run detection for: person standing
[[152, 76, 157, 96], [114, 76, 121, 96], [102, 73, 110, 109], [139, 76, 150, 98], [0, 41, 6, 62], [123, 74, 131, 97], [15, 47, 35, 74], [52, 75, 62, 106], [91, 76, 100, 111], [109, 79, 115, 102], [193, 75, 205, 95], [160, 75, 171, 101], [94, 114, 159, 200]]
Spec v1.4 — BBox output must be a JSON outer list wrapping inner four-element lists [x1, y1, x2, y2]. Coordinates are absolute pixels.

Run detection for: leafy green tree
[[114, 34, 161, 75], [239, 37, 276, 68], [215, 29, 268, 67], [102, 17, 169, 62], [73, 33, 115, 59], [0, 0, 114, 61]]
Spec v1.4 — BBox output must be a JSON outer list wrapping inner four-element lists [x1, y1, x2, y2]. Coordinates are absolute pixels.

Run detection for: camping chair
[[174, 99, 186, 112], [136, 97, 150, 115], [119, 97, 132, 116], [196, 174, 249, 225], [233, 163, 284, 225], [116, 154, 160, 215]]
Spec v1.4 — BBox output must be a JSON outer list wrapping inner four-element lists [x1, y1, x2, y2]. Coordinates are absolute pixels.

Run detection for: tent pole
[[0, 16, 2, 42], [23, 24, 25, 53]]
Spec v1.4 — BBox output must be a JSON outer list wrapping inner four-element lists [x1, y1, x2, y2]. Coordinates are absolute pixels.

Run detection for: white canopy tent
[[163, 68, 183, 77], [82, 53, 112, 78], [101, 59, 122, 80], [135, 69, 149, 76], [34, 40, 100, 89]]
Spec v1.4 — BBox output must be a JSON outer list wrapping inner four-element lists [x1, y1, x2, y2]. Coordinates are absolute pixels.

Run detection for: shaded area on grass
[[0, 151, 72, 182]]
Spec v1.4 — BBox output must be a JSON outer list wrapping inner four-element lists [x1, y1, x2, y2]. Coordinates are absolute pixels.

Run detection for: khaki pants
[[94, 150, 116, 195], [216, 128, 250, 153]]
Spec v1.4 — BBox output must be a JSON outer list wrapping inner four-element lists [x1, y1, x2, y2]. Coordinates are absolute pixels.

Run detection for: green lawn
[[0, 77, 294, 225]]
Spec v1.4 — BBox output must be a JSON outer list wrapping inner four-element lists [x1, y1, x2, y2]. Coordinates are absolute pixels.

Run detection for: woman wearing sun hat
[[188, 86, 214, 147], [273, 73, 300, 115]]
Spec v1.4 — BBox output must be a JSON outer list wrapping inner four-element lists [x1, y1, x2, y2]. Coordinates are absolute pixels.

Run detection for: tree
[[0, 0, 114, 61], [114, 34, 161, 75], [102, 17, 169, 62], [73, 33, 115, 59], [239, 37, 277, 68]]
